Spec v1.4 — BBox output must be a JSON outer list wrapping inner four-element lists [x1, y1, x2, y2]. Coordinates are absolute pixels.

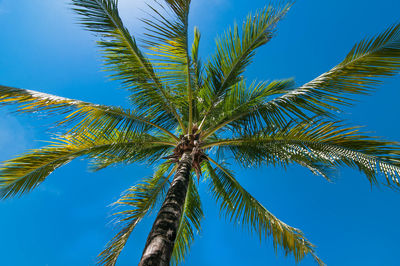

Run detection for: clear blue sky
[[0, 0, 400, 265]]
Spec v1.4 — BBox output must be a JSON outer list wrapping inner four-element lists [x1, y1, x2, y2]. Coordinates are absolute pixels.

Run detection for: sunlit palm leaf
[[98, 163, 174, 265], [202, 21, 400, 136], [191, 27, 202, 90], [205, 120, 400, 188], [263, 23, 400, 119], [71, 0, 184, 129], [204, 160, 324, 265], [201, 79, 294, 139], [0, 85, 178, 141], [171, 175, 203, 265], [0, 131, 173, 199], [191, 27, 203, 123], [198, 3, 292, 129], [142, 0, 193, 132]]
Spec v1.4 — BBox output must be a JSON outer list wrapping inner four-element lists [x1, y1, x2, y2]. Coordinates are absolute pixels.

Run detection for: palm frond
[[204, 159, 324, 265], [71, 0, 185, 130], [264, 23, 400, 119], [204, 120, 400, 188], [0, 130, 173, 199], [191, 27, 203, 123], [201, 79, 294, 139], [171, 175, 203, 265], [141, 0, 193, 133], [198, 3, 292, 129], [97, 163, 175, 265], [191, 27, 202, 90], [0, 85, 179, 141]]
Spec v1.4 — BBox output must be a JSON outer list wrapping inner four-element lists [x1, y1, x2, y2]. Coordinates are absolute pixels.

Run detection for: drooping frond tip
[[205, 159, 324, 265], [270, 22, 400, 119], [204, 120, 400, 189], [0, 85, 179, 141], [0, 131, 173, 200], [98, 163, 174, 265]]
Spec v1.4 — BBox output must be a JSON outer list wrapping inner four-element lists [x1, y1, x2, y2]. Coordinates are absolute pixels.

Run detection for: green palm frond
[[71, 0, 185, 130], [0, 85, 85, 114], [142, 0, 193, 132], [191, 27, 203, 123], [191, 27, 202, 90], [142, 0, 190, 75], [201, 79, 294, 139], [0, 85, 179, 141], [98, 163, 175, 265], [171, 175, 203, 265], [264, 23, 400, 118], [204, 120, 400, 188], [198, 3, 292, 129], [65, 106, 178, 141], [0, 130, 173, 199], [204, 159, 324, 265]]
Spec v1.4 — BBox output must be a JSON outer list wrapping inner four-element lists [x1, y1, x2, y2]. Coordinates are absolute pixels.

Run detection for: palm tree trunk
[[139, 151, 192, 266]]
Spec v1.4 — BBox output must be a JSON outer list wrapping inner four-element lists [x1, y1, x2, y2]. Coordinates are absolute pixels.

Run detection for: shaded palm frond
[[0, 86, 179, 141], [171, 175, 203, 265], [204, 160, 324, 265], [0, 130, 173, 199], [71, 0, 184, 129], [97, 163, 175, 265], [264, 23, 400, 119], [198, 3, 292, 129], [205, 120, 400, 188]]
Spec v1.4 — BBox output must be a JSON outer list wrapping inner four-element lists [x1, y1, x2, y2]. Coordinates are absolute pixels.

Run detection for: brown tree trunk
[[138, 151, 192, 266]]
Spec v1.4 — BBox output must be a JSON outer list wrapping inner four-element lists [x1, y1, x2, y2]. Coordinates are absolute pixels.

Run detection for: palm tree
[[1, 0, 400, 265]]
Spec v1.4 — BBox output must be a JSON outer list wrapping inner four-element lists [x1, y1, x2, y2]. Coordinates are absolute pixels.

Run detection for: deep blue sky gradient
[[0, 0, 400, 265]]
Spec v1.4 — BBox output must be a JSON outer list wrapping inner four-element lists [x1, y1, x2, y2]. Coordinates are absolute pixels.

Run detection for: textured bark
[[139, 151, 192, 266]]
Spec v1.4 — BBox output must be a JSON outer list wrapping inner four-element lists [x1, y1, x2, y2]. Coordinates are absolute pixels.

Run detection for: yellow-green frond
[[0, 131, 173, 199], [0, 85, 179, 141], [265, 23, 400, 119], [72, 0, 185, 130], [98, 163, 175, 265], [141, 0, 193, 132], [197, 2, 292, 129], [204, 159, 324, 265], [205, 120, 400, 188]]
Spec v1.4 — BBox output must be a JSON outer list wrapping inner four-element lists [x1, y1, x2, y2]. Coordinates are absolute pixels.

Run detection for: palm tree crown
[[1, 0, 400, 265]]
